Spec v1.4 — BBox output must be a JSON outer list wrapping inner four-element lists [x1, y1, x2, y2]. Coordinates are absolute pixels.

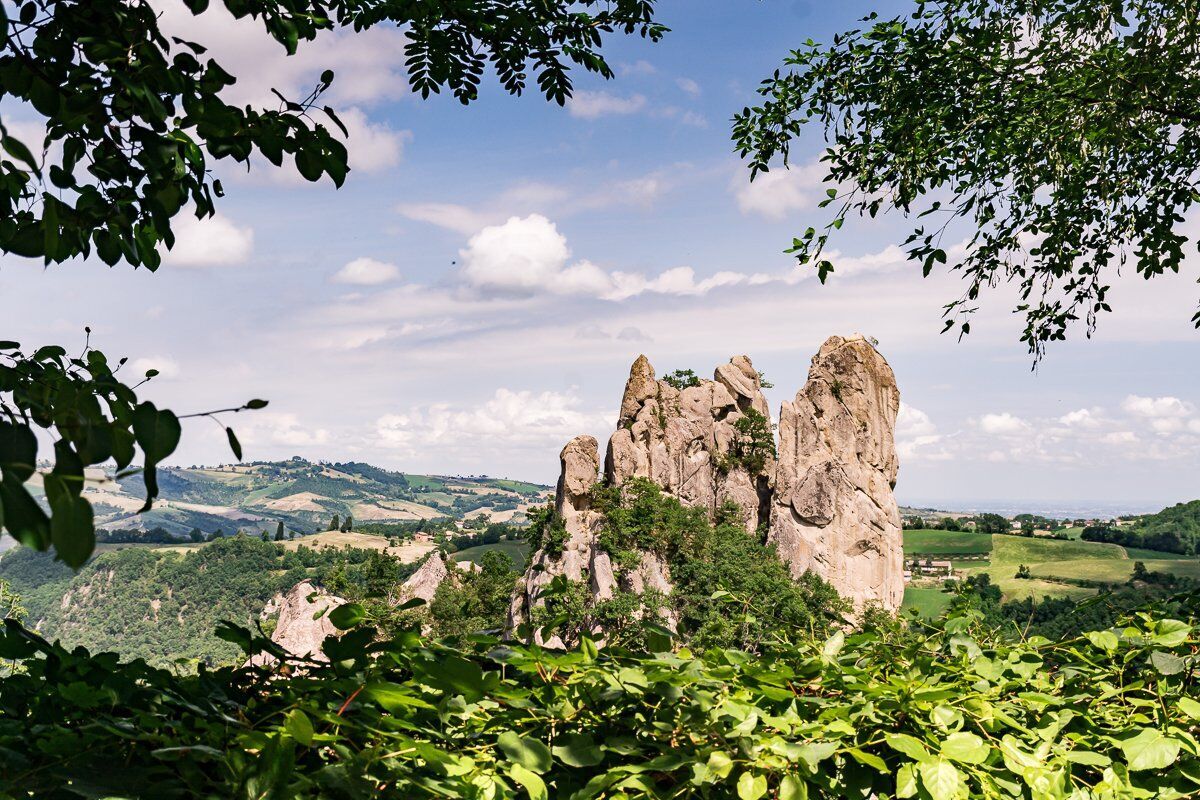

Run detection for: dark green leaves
[[328, 602, 366, 630], [734, 0, 1200, 360], [49, 494, 94, 569], [131, 402, 181, 513]]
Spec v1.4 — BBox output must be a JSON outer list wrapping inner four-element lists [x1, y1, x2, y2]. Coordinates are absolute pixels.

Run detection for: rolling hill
[[38, 458, 551, 539]]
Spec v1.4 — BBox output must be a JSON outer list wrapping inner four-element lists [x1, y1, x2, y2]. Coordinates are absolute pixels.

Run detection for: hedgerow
[[2, 597, 1199, 799]]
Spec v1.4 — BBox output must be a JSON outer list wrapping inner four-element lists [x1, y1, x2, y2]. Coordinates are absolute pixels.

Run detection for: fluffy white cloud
[[1122, 394, 1194, 419], [897, 403, 937, 438], [460, 214, 573, 295], [375, 389, 611, 454], [332, 257, 401, 285], [162, 214, 254, 268], [337, 107, 408, 173], [978, 412, 1031, 436], [676, 77, 701, 97], [733, 162, 828, 221], [1059, 408, 1103, 427], [567, 90, 647, 119]]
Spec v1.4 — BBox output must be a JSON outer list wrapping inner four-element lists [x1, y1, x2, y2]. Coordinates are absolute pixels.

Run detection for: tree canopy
[[734, 0, 1200, 358], [0, 0, 666, 566]]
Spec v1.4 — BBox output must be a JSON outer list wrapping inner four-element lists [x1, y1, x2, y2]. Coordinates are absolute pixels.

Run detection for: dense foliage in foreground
[[2, 599, 1199, 799]]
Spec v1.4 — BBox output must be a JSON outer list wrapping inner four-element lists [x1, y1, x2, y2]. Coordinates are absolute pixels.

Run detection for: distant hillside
[[0, 536, 417, 667], [1081, 499, 1200, 555], [37, 458, 550, 539]]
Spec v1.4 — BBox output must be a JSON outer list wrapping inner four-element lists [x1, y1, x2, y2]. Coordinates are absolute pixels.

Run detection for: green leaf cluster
[[3, 603, 1200, 797]]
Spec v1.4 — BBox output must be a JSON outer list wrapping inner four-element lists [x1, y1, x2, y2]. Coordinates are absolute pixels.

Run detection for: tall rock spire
[[766, 334, 904, 610]]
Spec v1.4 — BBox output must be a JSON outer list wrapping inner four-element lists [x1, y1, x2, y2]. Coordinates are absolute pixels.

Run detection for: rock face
[[508, 435, 608, 647], [605, 354, 774, 531], [399, 551, 451, 604], [767, 335, 904, 610], [249, 579, 345, 667], [511, 335, 905, 634]]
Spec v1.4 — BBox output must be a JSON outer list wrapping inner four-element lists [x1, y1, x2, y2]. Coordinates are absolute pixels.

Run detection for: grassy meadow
[[899, 528, 1200, 614]]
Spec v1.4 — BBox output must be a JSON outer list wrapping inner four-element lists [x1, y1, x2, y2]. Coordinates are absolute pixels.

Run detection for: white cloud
[[733, 162, 828, 221], [1121, 394, 1194, 419], [978, 412, 1031, 436], [337, 107, 407, 173], [676, 77, 701, 97], [619, 60, 657, 76], [332, 257, 401, 285], [1059, 408, 1102, 427], [152, 2, 408, 108], [567, 90, 647, 119], [1102, 431, 1139, 446], [162, 214, 254, 268], [375, 389, 611, 455], [460, 214, 573, 296], [238, 413, 331, 449], [396, 202, 493, 235], [897, 403, 936, 438]]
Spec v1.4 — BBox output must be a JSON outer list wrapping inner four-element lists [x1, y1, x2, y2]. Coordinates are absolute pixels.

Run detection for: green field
[[902, 586, 954, 617], [902, 529, 993, 555], [453, 540, 530, 571]]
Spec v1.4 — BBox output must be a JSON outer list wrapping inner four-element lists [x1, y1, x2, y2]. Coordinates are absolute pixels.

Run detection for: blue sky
[[5, 0, 1200, 513]]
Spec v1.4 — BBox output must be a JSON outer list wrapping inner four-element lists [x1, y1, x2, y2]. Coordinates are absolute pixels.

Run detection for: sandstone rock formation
[[249, 579, 345, 667], [511, 335, 905, 629], [605, 354, 773, 531], [399, 551, 451, 604], [767, 335, 904, 610]]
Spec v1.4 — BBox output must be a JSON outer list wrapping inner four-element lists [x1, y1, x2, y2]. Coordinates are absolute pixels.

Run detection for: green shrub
[[3, 602, 1200, 798]]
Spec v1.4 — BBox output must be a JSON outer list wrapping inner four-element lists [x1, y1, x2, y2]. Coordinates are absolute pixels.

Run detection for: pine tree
[[275, 521, 285, 541], [341, 515, 354, 533], [329, 515, 340, 531]]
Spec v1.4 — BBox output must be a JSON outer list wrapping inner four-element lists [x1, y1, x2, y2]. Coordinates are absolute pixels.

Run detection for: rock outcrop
[[605, 354, 774, 531], [766, 335, 904, 610], [399, 551, 451, 604], [249, 579, 345, 667], [508, 435, 608, 647], [511, 335, 905, 627]]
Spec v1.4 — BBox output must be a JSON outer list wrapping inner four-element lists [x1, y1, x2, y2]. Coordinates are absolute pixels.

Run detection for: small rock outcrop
[[399, 551, 451, 604], [767, 335, 904, 610], [511, 335, 905, 628], [249, 579, 345, 667], [508, 435, 609, 647]]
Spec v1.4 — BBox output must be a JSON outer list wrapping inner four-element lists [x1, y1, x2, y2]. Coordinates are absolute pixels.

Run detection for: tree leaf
[[736, 771, 767, 800], [50, 493, 94, 569], [327, 603, 365, 630], [919, 758, 963, 800], [941, 732, 988, 765], [552, 733, 603, 767], [509, 763, 547, 800], [225, 427, 242, 462], [497, 731, 552, 773], [779, 775, 807, 800], [284, 709, 314, 747], [131, 402, 181, 512], [1118, 728, 1180, 771]]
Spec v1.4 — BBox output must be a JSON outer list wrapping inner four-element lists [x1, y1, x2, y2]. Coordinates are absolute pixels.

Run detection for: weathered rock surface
[[511, 335, 905, 637], [605, 354, 774, 531], [767, 335, 904, 610], [399, 551, 451, 604], [249, 579, 345, 667], [508, 435, 607, 647]]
